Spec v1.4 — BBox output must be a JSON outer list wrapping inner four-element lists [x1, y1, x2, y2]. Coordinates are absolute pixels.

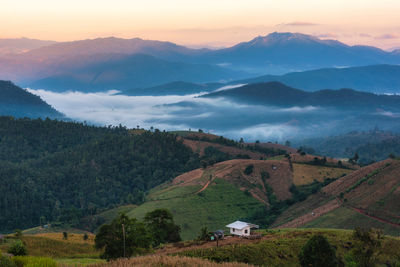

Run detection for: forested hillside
[[297, 129, 400, 164], [0, 80, 63, 118], [0, 117, 200, 232]]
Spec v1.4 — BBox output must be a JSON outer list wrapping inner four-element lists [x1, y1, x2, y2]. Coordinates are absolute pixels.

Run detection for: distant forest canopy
[[0, 116, 289, 233], [296, 129, 400, 164], [0, 80, 63, 119]]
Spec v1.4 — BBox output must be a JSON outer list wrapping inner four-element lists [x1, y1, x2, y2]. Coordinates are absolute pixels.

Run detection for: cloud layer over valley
[[28, 88, 400, 142]]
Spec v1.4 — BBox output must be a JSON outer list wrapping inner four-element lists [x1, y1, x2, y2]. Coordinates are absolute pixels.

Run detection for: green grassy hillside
[[127, 178, 265, 240]]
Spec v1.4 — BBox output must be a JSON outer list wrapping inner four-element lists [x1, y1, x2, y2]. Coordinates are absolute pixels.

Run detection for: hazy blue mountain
[[29, 54, 245, 92], [121, 81, 223, 96], [21, 36, 206, 61], [0, 37, 57, 55], [0, 80, 63, 118], [204, 81, 400, 111], [3, 33, 400, 89], [195, 32, 400, 74], [231, 65, 400, 93], [0, 37, 210, 84]]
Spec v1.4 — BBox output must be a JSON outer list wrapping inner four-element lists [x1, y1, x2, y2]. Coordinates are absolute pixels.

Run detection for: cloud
[[225, 123, 298, 141], [26, 89, 354, 142], [375, 33, 398, 40], [28, 89, 196, 130], [212, 84, 247, 92], [277, 21, 319, 27]]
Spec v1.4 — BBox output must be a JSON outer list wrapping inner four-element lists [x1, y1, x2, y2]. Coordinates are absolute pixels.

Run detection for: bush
[[12, 256, 57, 267], [244, 165, 254, 175], [351, 227, 383, 267], [7, 240, 27, 256], [298, 235, 338, 267]]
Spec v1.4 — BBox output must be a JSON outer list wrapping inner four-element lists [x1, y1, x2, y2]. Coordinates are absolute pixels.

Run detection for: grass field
[[90, 255, 253, 267], [303, 207, 400, 236], [56, 258, 106, 266], [127, 178, 265, 240], [292, 163, 350, 185], [178, 228, 400, 266], [0, 235, 100, 259]]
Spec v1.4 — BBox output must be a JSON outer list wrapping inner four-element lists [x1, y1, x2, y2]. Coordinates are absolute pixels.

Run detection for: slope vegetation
[[125, 153, 352, 240], [273, 159, 400, 236]]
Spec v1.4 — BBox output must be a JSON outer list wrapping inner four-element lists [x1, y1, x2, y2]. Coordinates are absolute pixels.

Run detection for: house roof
[[226, 220, 259, 230]]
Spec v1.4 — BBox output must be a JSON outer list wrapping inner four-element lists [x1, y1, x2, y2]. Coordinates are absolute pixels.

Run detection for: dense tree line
[[297, 129, 400, 164], [0, 117, 201, 232], [95, 209, 181, 260]]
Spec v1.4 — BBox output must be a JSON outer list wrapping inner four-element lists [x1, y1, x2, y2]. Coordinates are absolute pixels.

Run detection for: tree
[[95, 213, 151, 260], [144, 209, 181, 247], [298, 234, 338, 267], [7, 240, 27, 256], [197, 227, 210, 241], [351, 227, 383, 267]]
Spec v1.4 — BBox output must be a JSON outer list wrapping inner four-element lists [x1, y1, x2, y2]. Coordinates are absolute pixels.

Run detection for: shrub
[[62, 232, 68, 240], [298, 235, 338, 267], [83, 233, 89, 241], [7, 240, 27, 256], [244, 165, 254, 175]]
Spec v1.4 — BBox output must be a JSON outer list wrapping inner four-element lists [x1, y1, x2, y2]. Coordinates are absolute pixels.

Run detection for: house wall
[[230, 226, 251, 236]]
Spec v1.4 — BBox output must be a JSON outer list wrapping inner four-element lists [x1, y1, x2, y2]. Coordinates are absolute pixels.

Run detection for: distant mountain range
[[29, 54, 245, 92], [0, 37, 57, 55], [0, 80, 63, 118], [204, 81, 400, 111], [121, 64, 400, 96], [193, 32, 400, 74], [1, 32, 400, 92], [231, 64, 400, 93]]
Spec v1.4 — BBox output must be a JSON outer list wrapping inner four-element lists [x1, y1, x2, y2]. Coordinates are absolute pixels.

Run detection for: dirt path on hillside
[[347, 206, 400, 228], [277, 199, 341, 228], [197, 180, 211, 193]]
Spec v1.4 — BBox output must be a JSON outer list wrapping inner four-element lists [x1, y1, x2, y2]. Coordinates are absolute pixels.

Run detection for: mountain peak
[[239, 32, 346, 49]]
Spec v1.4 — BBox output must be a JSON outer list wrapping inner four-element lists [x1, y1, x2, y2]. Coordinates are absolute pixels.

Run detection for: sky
[[1, 0, 400, 49]]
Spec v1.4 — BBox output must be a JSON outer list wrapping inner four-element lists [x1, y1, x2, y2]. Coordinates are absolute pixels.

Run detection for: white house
[[226, 221, 259, 236]]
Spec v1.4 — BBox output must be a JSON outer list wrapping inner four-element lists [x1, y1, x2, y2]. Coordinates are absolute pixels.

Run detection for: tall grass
[[21, 236, 100, 258], [12, 256, 57, 267], [90, 255, 254, 267]]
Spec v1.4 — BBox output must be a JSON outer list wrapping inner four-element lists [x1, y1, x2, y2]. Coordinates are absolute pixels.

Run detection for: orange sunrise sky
[[1, 0, 400, 50]]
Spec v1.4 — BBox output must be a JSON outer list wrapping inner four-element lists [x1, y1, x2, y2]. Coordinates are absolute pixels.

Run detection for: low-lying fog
[[28, 88, 400, 142]]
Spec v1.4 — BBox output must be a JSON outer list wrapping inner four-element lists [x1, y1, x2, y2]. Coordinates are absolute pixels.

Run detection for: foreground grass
[[56, 258, 106, 266], [178, 229, 400, 266], [0, 234, 101, 261], [90, 255, 254, 267]]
